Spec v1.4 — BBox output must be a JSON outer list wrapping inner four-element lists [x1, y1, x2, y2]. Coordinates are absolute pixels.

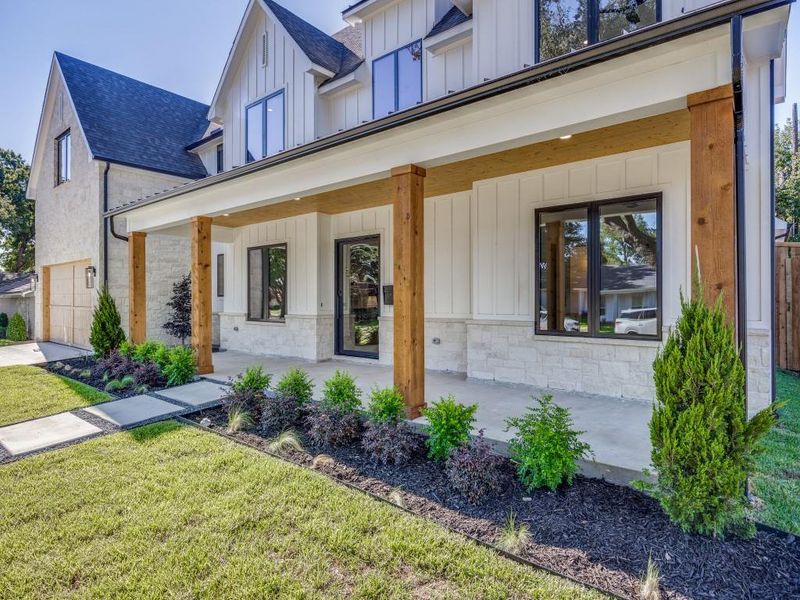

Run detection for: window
[[373, 40, 423, 119], [247, 244, 287, 321], [56, 130, 71, 185], [536, 0, 659, 62], [216, 143, 223, 174], [536, 194, 660, 339], [216, 253, 225, 297], [245, 90, 285, 163]]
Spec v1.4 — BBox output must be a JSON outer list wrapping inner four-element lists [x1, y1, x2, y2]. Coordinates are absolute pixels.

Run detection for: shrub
[[645, 284, 776, 538], [89, 286, 126, 357], [222, 387, 265, 421], [361, 421, 420, 465], [0, 312, 8, 328], [118, 340, 135, 358], [306, 404, 361, 447], [422, 395, 477, 461], [366, 386, 405, 425], [445, 431, 508, 504], [162, 345, 196, 386], [275, 368, 314, 405], [232, 365, 272, 394], [162, 274, 191, 344], [320, 370, 362, 414], [131, 361, 164, 390], [0, 326, 5, 339], [133, 340, 167, 365], [6, 313, 27, 342], [260, 392, 304, 434], [94, 350, 136, 381], [505, 395, 591, 492]]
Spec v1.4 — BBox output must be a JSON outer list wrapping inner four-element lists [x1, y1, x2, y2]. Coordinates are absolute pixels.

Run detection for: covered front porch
[[209, 350, 652, 484]]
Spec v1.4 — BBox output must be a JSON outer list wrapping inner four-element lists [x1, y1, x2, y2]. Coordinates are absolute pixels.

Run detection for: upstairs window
[[537, 0, 660, 62], [216, 143, 223, 173], [373, 40, 423, 119], [245, 90, 285, 163], [56, 130, 71, 185]]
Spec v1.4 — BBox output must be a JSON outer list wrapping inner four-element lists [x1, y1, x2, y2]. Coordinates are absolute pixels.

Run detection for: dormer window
[[372, 40, 423, 119], [537, 0, 660, 63], [245, 90, 285, 163], [56, 130, 71, 185]]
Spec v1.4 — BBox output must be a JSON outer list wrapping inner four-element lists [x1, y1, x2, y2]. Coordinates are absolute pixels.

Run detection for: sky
[[0, 0, 797, 163]]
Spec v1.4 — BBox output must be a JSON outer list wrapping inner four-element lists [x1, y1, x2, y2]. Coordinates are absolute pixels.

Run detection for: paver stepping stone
[[0, 413, 101, 455], [83, 395, 184, 428], [156, 380, 228, 409]]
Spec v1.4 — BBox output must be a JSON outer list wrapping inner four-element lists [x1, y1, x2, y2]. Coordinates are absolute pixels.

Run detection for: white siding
[[473, 0, 533, 83]]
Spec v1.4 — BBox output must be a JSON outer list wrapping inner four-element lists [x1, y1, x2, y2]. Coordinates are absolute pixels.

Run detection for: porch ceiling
[[213, 108, 690, 228]]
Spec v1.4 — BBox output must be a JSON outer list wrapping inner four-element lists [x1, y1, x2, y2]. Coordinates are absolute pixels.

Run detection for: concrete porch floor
[[210, 350, 653, 484]]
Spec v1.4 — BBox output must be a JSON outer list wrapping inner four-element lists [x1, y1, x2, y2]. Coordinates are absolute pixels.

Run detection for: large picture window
[[536, 194, 661, 339], [537, 0, 660, 62], [247, 244, 287, 322], [245, 90, 285, 163], [373, 40, 423, 119]]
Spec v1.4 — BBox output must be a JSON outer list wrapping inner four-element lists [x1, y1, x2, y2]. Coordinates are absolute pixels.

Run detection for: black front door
[[335, 236, 380, 359]]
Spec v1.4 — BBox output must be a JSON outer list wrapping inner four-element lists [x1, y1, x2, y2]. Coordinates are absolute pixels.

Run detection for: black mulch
[[188, 407, 800, 600], [43, 356, 167, 399]]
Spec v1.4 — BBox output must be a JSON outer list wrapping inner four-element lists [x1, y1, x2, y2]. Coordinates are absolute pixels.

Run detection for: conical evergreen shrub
[[6, 313, 27, 341], [648, 279, 775, 537], [89, 286, 126, 357]]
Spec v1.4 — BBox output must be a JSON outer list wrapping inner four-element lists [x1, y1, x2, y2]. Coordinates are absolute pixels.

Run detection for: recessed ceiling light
[[293, 197, 301, 201], [222, 213, 230, 217], [559, 134, 572, 140]]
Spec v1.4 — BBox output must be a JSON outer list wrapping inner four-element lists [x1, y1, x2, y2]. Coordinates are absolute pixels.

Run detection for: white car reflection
[[614, 308, 657, 335]]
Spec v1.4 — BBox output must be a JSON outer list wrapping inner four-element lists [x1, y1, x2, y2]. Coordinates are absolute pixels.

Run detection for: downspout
[[103, 161, 128, 290], [731, 15, 748, 414], [770, 60, 776, 403]]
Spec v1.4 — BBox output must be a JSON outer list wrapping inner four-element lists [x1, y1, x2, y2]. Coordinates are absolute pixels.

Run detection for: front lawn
[[0, 421, 603, 599], [752, 370, 800, 535], [0, 366, 109, 426]]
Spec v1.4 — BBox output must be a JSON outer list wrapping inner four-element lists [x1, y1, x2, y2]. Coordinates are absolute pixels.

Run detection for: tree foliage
[[0, 149, 34, 272], [163, 274, 192, 344], [776, 118, 800, 238], [89, 286, 126, 357]]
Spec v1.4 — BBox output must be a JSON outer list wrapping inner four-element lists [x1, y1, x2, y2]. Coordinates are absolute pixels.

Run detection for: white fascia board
[[124, 26, 732, 233], [742, 5, 790, 64], [343, 0, 398, 24], [773, 46, 786, 104], [308, 64, 336, 79], [451, 0, 473, 16], [425, 19, 473, 55], [318, 62, 368, 96]]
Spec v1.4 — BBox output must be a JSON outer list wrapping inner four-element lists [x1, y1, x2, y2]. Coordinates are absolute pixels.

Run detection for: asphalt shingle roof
[[56, 52, 210, 180], [426, 6, 472, 38], [0, 273, 33, 296], [264, 0, 363, 80]]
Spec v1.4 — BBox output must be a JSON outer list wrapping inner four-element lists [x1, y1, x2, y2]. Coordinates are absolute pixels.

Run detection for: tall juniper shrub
[[445, 430, 508, 504], [89, 286, 125, 357], [362, 387, 420, 465], [5, 312, 27, 341], [306, 370, 362, 447], [422, 395, 476, 461], [642, 282, 775, 537]]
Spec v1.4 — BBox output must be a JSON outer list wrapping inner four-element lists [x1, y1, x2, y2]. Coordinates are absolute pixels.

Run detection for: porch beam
[[128, 231, 147, 344], [392, 165, 426, 418], [191, 216, 213, 375], [688, 84, 736, 323]]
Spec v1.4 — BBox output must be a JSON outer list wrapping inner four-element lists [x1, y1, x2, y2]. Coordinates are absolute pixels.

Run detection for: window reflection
[[538, 0, 588, 62], [373, 40, 422, 119], [599, 0, 658, 42]]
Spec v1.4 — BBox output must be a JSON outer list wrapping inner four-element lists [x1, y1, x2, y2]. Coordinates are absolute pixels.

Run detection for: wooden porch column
[[128, 231, 147, 344], [191, 216, 213, 375], [688, 84, 736, 323], [392, 165, 426, 418]]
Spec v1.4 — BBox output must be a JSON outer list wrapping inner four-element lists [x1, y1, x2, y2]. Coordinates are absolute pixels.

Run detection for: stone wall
[[747, 328, 772, 416], [220, 313, 334, 361]]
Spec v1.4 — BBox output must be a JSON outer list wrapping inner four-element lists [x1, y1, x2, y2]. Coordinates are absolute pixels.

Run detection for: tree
[[0, 149, 35, 272], [163, 274, 191, 344], [775, 117, 800, 237], [89, 286, 126, 357]]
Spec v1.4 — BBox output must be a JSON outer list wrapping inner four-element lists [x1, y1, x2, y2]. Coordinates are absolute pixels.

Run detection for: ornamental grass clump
[[505, 395, 590, 491], [227, 406, 253, 434], [306, 370, 362, 447], [445, 430, 508, 504], [361, 386, 420, 465], [497, 511, 531, 554], [643, 282, 776, 538], [422, 395, 477, 461]]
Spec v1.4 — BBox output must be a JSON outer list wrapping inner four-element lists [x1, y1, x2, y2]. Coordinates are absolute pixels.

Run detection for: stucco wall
[[0, 296, 35, 338]]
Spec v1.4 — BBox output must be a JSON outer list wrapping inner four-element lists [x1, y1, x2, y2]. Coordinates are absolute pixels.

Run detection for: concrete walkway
[[0, 342, 88, 367], [0, 380, 227, 462]]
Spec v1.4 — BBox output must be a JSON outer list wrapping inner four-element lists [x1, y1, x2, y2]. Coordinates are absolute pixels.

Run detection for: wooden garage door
[[48, 260, 92, 349]]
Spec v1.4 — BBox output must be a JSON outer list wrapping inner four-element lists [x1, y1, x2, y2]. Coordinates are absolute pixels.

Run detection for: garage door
[[48, 260, 92, 349]]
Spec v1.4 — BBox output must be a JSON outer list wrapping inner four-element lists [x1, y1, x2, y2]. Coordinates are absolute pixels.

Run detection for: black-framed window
[[245, 90, 285, 163], [247, 243, 287, 321], [536, 0, 660, 63], [216, 253, 225, 297], [373, 40, 423, 119], [535, 194, 661, 339], [216, 143, 224, 174], [56, 130, 71, 185]]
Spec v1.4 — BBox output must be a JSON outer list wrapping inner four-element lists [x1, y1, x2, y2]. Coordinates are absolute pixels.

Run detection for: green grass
[[0, 421, 604, 600], [0, 339, 23, 347], [752, 370, 800, 535], [0, 366, 109, 426]]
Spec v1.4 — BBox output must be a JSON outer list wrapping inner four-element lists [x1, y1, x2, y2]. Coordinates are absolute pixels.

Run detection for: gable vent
[[261, 31, 269, 67]]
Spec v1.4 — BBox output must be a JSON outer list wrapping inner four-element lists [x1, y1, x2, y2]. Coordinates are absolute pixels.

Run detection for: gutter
[[105, 0, 793, 219]]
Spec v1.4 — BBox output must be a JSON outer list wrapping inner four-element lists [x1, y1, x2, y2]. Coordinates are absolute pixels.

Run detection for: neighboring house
[[0, 273, 35, 337], [31, 0, 790, 419]]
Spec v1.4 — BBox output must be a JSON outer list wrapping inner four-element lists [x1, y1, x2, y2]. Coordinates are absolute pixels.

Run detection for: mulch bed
[[188, 406, 799, 600], [43, 356, 167, 399]]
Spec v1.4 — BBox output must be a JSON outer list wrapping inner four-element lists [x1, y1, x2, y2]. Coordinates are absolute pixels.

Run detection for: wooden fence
[[776, 242, 800, 370]]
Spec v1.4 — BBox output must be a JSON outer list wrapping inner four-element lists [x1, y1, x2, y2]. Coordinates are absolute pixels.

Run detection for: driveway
[[0, 342, 88, 367]]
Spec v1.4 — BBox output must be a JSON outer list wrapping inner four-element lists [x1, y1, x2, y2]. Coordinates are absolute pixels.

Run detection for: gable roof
[[263, 0, 363, 78], [56, 52, 210, 180], [427, 6, 472, 38]]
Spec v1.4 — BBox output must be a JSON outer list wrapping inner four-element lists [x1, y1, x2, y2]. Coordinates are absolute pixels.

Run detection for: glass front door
[[336, 236, 380, 359]]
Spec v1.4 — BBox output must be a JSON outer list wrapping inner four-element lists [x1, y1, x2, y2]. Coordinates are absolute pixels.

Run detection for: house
[[29, 0, 790, 435], [0, 273, 35, 336]]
